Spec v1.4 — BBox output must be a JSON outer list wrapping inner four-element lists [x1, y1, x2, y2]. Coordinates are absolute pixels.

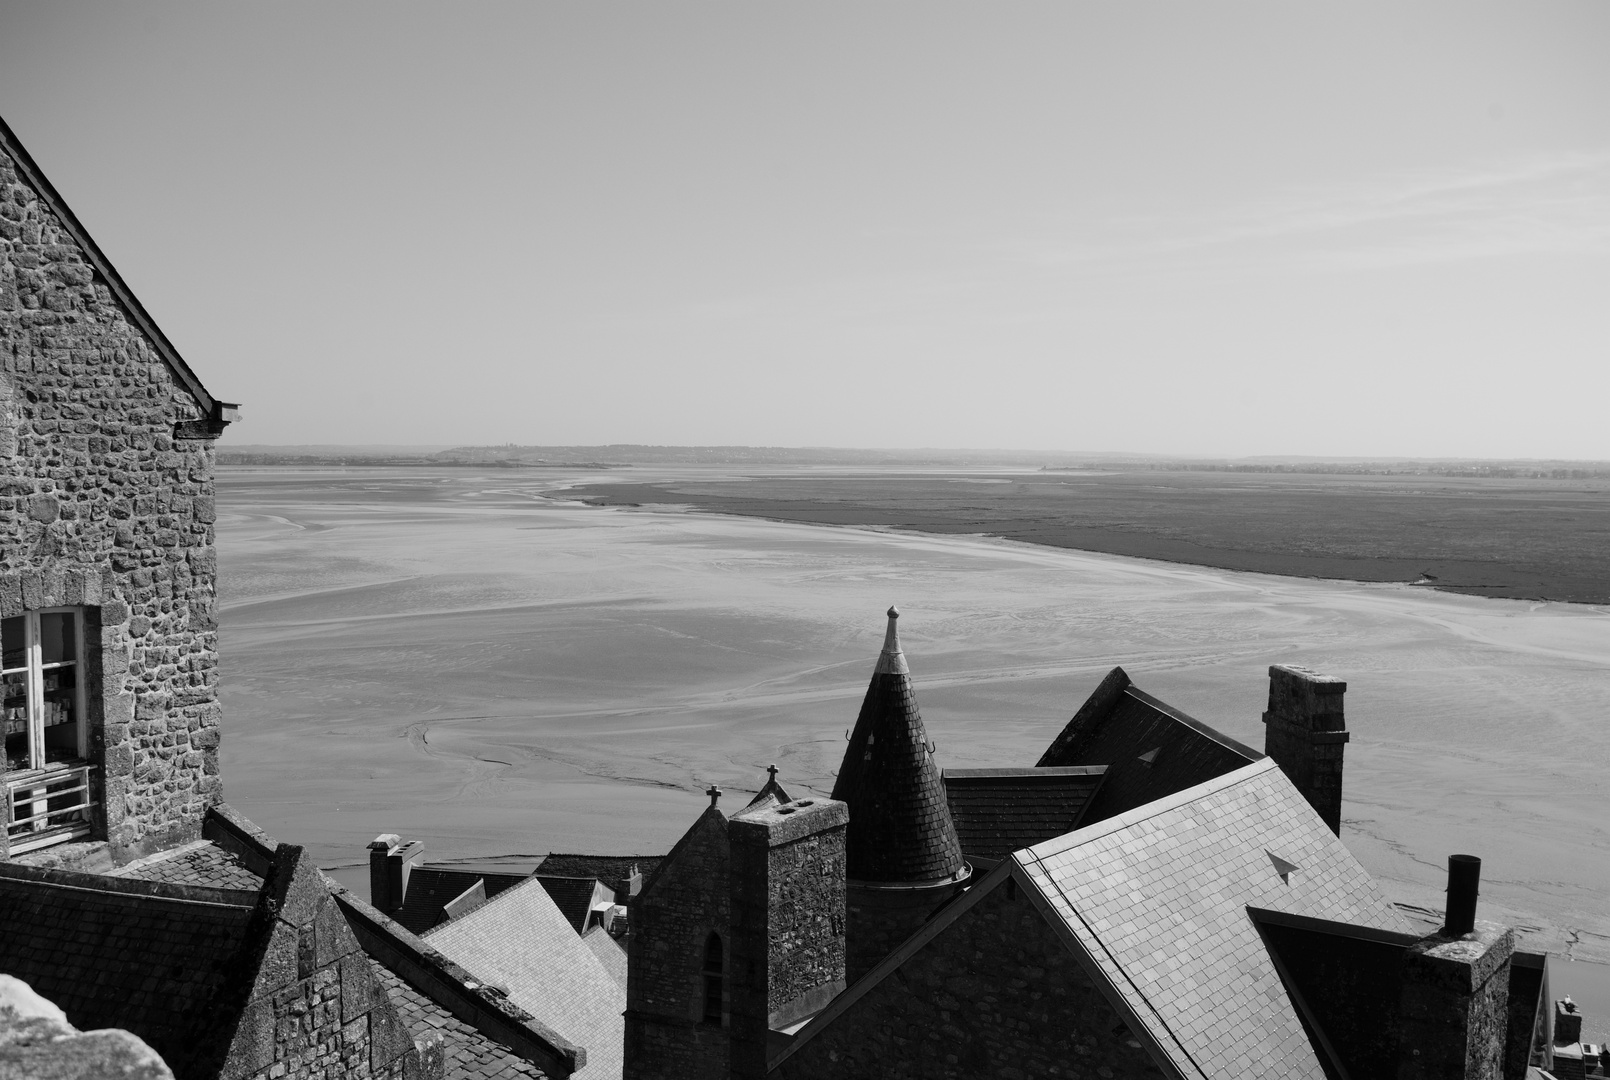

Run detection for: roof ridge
[[1121, 686, 1264, 761], [1023, 757, 1277, 859]]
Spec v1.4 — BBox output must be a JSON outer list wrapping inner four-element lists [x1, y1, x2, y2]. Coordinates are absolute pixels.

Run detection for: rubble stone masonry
[[0, 146, 221, 859]]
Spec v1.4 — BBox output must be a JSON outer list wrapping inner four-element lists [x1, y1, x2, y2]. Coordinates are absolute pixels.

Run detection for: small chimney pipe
[[1444, 854, 1481, 936]]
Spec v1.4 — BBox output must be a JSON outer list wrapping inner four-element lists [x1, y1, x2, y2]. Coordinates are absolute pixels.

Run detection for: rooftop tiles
[[370, 961, 550, 1080], [106, 839, 262, 891], [942, 766, 1105, 865], [427, 877, 626, 1080], [1018, 758, 1410, 1080]]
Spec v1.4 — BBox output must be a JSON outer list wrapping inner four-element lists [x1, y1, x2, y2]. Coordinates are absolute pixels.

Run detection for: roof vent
[[1137, 748, 1160, 767], [1267, 851, 1300, 883]]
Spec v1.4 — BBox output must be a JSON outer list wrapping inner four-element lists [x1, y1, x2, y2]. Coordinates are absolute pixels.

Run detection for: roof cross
[[766, 764, 779, 783], [706, 784, 722, 807]]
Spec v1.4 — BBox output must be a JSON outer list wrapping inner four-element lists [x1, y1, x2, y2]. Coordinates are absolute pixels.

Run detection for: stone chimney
[[367, 834, 424, 916], [727, 795, 848, 1080], [1552, 998, 1588, 1080], [1396, 856, 1515, 1080], [1261, 665, 1350, 834]]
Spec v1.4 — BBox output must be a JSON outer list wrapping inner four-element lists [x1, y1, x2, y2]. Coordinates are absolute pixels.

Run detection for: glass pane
[[39, 612, 76, 666], [1, 616, 22, 672], [3, 667, 27, 771]]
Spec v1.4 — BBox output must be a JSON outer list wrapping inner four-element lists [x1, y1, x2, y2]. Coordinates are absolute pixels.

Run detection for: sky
[[1, 2, 1607, 457]]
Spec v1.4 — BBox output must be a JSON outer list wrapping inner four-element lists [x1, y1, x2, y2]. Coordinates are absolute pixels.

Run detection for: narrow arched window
[[702, 932, 724, 1024]]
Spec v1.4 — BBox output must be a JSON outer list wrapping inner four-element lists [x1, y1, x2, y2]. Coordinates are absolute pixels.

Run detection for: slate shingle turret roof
[[1037, 665, 1261, 824], [830, 608, 965, 885]]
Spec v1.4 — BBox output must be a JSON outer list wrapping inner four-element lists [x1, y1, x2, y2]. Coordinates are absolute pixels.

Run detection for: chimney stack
[[366, 834, 424, 917], [1396, 853, 1515, 1080], [1261, 665, 1350, 835], [1444, 854, 1481, 937]]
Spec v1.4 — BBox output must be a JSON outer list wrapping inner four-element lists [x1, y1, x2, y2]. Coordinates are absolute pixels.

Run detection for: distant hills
[[214, 444, 1610, 478]]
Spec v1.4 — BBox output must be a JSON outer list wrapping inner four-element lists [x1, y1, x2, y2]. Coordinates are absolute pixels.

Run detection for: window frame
[[2, 606, 89, 773]]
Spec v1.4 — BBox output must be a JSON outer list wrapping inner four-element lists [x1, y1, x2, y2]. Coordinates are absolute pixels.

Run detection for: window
[[701, 932, 724, 1024], [3, 608, 94, 851]]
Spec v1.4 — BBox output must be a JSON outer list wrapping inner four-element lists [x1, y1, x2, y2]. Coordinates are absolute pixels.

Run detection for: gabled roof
[[581, 928, 628, 992], [534, 876, 609, 935], [783, 759, 1410, 1080], [398, 868, 529, 935], [1036, 666, 1261, 824], [0, 863, 258, 1078], [941, 766, 1106, 866], [1017, 758, 1410, 1080], [427, 877, 626, 1080], [0, 114, 233, 423], [534, 855, 661, 897], [829, 608, 965, 885]]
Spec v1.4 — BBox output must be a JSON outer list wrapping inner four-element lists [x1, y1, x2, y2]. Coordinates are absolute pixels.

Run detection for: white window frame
[[3, 607, 92, 852]]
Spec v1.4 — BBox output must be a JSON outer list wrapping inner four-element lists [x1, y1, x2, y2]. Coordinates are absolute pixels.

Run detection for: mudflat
[[215, 464, 1610, 1032], [564, 469, 1610, 603]]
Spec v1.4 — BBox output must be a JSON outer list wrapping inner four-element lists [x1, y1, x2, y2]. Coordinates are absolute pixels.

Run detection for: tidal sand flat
[[216, 465, 1610, 1026], [566, 469, 1610, 603]]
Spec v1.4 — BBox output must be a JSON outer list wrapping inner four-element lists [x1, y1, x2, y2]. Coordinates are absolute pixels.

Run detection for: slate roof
[[370, 960, 550, 1080], [532, 856, 661, 899], [0, 862, 258, 1079], [398, 868, 529, 935], [581, 928, 628, 992], [1036, 666, 1261, 825], [534, 876, 606, 935], [427, 877, 626, 1080], [830, 608, 966, 885], [107, 838, 263, 891], [941, 766, 1106, 866], [1017, 758, 1411, 1080]]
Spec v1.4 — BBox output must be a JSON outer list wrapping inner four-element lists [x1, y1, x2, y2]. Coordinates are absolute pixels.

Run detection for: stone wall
[[1261, 665, 1348, 835], [0, 141, 223, 859], [224, 844, 444, 1080], [728, 798, 847, 1080], [625, 807, 731, 1080], [774, 878, 1164, 1080], [844, 877, 967, 985]]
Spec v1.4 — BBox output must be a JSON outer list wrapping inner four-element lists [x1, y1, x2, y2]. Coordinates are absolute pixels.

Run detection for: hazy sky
[[2, 3, 1606, 457]]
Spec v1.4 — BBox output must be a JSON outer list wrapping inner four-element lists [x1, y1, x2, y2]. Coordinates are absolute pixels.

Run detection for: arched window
[[702, 932, 723, 1024]]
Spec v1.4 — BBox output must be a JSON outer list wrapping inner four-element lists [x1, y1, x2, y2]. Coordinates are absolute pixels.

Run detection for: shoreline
[[558, 475, 1610, 606]]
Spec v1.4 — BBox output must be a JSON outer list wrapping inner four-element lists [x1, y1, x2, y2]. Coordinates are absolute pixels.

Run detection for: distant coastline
[[555, 470, 1610, 606]]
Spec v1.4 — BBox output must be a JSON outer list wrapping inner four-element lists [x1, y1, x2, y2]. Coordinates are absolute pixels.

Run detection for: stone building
[[0, 114, 615, 1080], [625, 610, 1562, 1080], [0, 114, 237, 861]]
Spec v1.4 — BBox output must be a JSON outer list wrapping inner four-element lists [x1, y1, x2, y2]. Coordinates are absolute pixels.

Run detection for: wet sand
[[216, 465, 1610, 1033]]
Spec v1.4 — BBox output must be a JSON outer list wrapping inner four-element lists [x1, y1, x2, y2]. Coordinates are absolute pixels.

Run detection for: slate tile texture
[[1038, 666, 1261, 825], [1018, 757, 1412, 1080], [369, 961, 549, 1080], [427, 877, 625, 1080], [830, 616, 964, 885], [398, 869, 528, 936], [107, 838, 262, 891], [942, 766, 1105, 865], [0, 864, 256, 1078]]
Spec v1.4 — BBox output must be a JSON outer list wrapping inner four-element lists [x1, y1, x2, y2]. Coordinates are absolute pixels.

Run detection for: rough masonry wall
[[625, 809, 730, 1080], [844, 878, 965, 985], [774, 881, 1165, 1080], [0, 147, 221, 859]]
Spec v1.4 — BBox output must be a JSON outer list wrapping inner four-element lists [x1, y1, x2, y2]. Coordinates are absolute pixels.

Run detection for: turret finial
[[874, 606, 909, 675]]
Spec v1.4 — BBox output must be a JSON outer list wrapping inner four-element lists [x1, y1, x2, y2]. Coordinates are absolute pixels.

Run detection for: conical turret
[[831, 607, 966, 885]]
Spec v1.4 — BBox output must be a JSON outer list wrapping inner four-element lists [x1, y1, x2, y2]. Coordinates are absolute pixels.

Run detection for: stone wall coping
[[729, 797, 848, 847]]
